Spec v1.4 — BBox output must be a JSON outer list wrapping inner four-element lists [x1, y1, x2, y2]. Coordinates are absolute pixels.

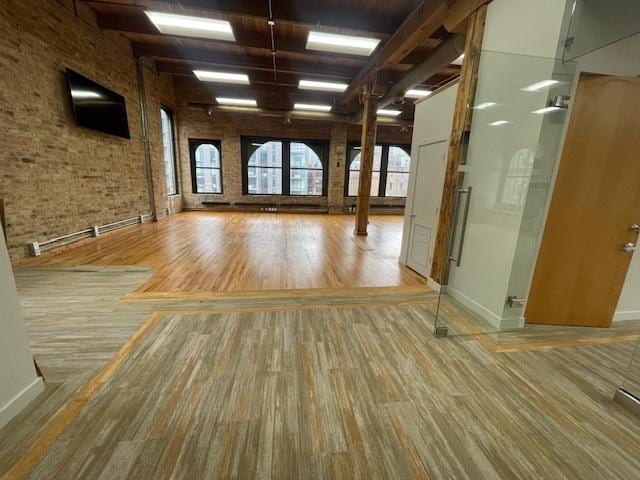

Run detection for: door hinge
[[507, 296, 526, 308]]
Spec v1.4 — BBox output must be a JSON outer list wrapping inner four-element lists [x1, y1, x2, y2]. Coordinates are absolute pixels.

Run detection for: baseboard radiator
[[29, 212, 153, 257], [199, 202, 328, 213]]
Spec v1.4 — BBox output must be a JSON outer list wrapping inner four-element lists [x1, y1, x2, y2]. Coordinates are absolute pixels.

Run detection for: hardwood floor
[[1, 267, 639, 479], [16, 212, 426, 293]]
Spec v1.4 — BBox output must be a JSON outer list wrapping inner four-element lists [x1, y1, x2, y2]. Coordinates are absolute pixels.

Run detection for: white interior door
[[407, 140, 448, 277]]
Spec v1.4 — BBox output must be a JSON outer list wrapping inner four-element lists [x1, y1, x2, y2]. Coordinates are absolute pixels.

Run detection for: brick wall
[[0, 0, 177, 260], [176, 107, 413, 212]]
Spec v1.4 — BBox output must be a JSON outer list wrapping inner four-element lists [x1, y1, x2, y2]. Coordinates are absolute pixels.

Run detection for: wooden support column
[[430, 5, 487, 283], [354, 90, 378, 236]]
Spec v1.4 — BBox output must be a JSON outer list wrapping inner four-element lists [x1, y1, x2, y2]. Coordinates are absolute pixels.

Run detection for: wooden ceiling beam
[[131, 43, 362, 80], [337, 0, 490, 106], [84, 0, 399, 37]]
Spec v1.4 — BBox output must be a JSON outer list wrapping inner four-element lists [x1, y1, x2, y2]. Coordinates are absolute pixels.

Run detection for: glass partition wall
[[434, 51, 577, 336]]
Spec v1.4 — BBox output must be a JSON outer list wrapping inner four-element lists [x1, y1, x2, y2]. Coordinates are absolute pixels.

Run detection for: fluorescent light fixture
[[377, 109, 402, 117], [473, 101, 497, 110], [532, 106, 561, 115], [145, 11, 235, 41], [306, 31, 380, 56], [216, 97, 257, 107], [452, 53, 464, 65], [294, 103, 332, 112], [299, 79, 348, 92], [405, 89, 432, 99], [522, 79, 559, 92], [70, 89, 101, 99], [488, 120, 511, 126], [193, 70, 249, 84], [252, 143, 264, 147]]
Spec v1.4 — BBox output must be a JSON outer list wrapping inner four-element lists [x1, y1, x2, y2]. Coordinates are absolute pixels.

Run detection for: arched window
[[189, 139, 222, 193], [247, 141, 283, 195], [242, 137, 328, 196], [346, 143, 411, 197]]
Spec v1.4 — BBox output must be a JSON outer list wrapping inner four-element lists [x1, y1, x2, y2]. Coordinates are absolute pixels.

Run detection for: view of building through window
[[193, 143, 222, 193], [348, 144, 411, 197], [290, 142, 324, 195], [160, 108, 177, 195], [247, 141, 283, 195]]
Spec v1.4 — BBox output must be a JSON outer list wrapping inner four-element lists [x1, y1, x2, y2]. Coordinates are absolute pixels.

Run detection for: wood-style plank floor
[[16, 212, 426, 293], [1, 267, 639, 479]]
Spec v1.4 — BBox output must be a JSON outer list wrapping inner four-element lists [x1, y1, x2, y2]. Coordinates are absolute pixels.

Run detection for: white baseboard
[[613, 310, 640, 323], [445, 287, 525, 330], [0, 377, 44, 430]]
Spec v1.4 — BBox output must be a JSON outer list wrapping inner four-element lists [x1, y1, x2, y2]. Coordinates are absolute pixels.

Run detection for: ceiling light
[[532, 106, 561, 114], [294, 103, 332, 112], [70, 90, 101, 99], [405, 89, 432, 99], [193, 70, 249, 84], [299, 79, 348, 92], [145, 11, 235, 41], [306, 31, 381, 56], [489, 120, 511, 126], [377, 109, 402, 117], [473, 102, 497, 110], [216, 97, 257, 107], [452, 53, 464, 65], [522, 80, 559, 92]]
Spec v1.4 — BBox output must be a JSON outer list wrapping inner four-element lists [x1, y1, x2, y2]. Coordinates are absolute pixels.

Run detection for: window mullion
[[379, 145, 389, 197]]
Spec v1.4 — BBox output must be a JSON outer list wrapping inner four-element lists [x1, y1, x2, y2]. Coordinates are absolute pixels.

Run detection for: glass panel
[[290, 169, 323, 195], [350, 146, 382, 171], [195, 144, 220, 168], [385, 172, 410, 197], [387, 146, 411, 172], [290, 142, 322, 168], [160, 109, 177, 195], [247, 167, 282, 194], [195, 167, 221, 193], [348, 171, 380, 197], [248, 141, 283, 167], [563, 0, 640, 61], [434, 50, 577, 336]]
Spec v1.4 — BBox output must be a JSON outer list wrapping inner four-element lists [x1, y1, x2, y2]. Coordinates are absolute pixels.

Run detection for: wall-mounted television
[[65, 68, 131, 139]]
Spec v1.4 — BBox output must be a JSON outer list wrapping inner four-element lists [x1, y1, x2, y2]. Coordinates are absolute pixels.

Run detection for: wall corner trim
[[0, 377, 44, 430]]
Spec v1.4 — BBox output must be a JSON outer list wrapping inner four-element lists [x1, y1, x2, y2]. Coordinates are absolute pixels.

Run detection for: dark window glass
[[189, 139, 223, 194]]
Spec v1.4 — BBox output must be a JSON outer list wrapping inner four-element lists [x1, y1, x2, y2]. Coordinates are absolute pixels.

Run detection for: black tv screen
[[66, 68, 131, 139]]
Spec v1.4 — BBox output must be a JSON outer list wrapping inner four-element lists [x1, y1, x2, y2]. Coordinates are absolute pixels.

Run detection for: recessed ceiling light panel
[[522, 80, 559, 92], [377, 109, 402, 117], [216, 97, 257, 107], [193, 70, 249, 84], [405, 89, 432, 99], [145, 11, 235, 41], [294, 103, 332, 112], [299, 80, 348, 92], [488, 120, 511, 126], [473, 102, 497, 110], [306, 31, 380, 56]]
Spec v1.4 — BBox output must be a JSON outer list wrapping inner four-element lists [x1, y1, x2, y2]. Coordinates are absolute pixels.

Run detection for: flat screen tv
[[66, 68, 131, 139]]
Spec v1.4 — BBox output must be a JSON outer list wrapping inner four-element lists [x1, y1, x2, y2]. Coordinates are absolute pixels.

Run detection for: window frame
[[160, 106, 179, 196], [241, 136, 329, 196], [189, 138, 224, 194], [344, 142, 411, 198]]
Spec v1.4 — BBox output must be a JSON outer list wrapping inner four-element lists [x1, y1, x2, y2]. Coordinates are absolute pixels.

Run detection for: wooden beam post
[[430, 4, 487, 283], [354, 89, 378, 236]]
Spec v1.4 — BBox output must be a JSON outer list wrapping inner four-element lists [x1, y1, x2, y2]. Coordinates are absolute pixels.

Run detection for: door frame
[[400, 135, 450, 290], [523, 72, 639, 326]]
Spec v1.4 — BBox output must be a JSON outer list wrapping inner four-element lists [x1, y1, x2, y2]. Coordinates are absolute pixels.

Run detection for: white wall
[[0, 225, 43, 429], [400, 82, 459, 278]]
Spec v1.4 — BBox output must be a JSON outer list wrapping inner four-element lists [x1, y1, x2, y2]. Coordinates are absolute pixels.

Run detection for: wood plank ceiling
[[83, 0, 463, 121]]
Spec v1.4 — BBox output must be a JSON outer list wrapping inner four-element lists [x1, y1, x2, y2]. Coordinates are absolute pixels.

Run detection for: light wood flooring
[[1, 267, 639, 479], [16, 212, 426, 293]]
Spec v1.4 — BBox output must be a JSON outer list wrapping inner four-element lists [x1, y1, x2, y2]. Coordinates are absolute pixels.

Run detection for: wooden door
[[407, 141, 448, 277], [526, 74, 640, 327]]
